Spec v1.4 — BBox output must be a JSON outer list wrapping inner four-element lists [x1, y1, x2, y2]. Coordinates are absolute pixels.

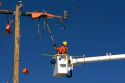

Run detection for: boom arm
[[72, 54, 125, 65]]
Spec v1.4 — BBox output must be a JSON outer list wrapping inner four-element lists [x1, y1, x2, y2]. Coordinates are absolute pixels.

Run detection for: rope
[[44, 18, 57, 48], [37, 23, 42, 39], [35, 23, 44, 40]]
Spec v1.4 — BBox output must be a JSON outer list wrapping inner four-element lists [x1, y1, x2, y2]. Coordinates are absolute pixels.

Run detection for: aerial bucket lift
[[51, 53, 125, 78], [53, 54, 73, 77]]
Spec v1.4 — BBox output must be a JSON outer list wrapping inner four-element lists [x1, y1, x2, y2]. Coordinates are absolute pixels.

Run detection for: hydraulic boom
[[72, 54, 125, 65]]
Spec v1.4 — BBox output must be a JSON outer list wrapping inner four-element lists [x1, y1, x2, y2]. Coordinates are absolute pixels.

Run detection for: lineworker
[[51, 41, 68, 64], [54, 41, 68, 55]]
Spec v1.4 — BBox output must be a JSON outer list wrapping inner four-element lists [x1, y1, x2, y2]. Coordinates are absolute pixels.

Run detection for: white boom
[[72, 54, 125, 65], [51, 54, 125, 78]]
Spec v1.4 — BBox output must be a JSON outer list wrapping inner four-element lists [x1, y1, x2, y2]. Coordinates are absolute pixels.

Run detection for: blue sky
[[0, 0, 125, 83]]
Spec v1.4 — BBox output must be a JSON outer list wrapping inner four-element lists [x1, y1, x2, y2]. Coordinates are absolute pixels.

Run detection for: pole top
[[18, 0, 23, 7], [18, 0, 22, 3]]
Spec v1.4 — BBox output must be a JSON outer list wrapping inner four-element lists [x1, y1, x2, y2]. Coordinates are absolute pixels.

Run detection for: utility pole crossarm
[[0, 10, 13, 14], [0, 10, 62, 18], [72, 54, 125, 65], [0, 10, 31, 16]]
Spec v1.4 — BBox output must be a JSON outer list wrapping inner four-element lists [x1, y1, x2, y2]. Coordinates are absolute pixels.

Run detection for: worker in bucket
[[54, 41, 68, 55], [50, 41, 68, 64]]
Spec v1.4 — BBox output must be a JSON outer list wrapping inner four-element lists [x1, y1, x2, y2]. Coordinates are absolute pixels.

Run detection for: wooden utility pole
[[13, 2, 21, 83], [0, 1, 65, 82]]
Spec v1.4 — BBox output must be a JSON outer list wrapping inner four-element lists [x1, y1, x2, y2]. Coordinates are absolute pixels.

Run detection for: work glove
[[54, 43, 57, 49]]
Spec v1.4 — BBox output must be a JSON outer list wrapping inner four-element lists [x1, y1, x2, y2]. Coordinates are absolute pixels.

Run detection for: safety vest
[[56, 45, 68, 54]]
